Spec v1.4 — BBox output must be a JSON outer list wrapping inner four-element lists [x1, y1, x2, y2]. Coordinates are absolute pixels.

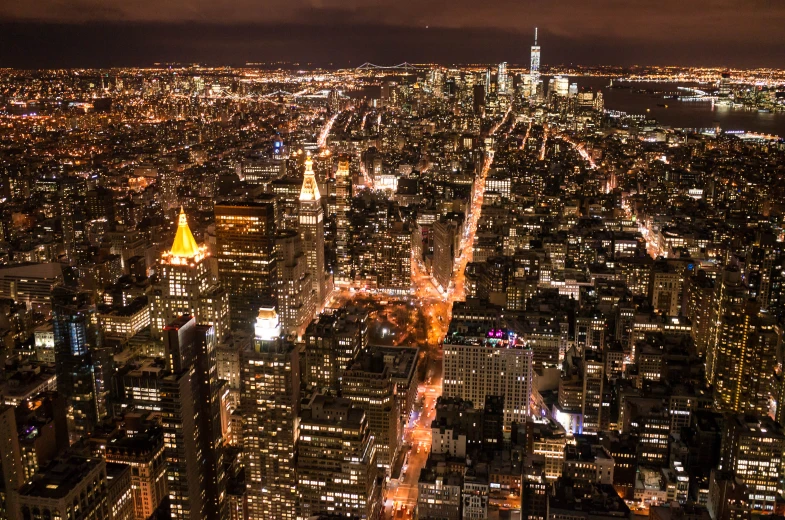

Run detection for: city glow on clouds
[[2, 0, 785, 45]]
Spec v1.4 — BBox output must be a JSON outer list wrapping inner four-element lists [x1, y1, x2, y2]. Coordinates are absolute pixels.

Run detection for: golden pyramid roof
[[170, 207, 200, 258], [299, 152, 321, 202]]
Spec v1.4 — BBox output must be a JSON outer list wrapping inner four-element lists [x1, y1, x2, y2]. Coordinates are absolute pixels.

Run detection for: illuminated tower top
[[254, 306, 281, 342], [299, 152, 321, 202], [530, 27, 541, 76], [170, 207, 200, 259]]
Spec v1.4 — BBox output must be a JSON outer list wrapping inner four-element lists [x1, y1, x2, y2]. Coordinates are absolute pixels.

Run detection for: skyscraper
[[442, 328, 534, 427], [530, 27, 541, 100], [299, 153, 326, 307], [214, 199, 277, 330], [152, 208, 229, 342], [497, 62, 508, 94], [241, 307, 300, 520], [706, 267, 777, 414], [303, 305, 368, 391], [334, 157, 352, 285], [274, 229, 315, 337], [52, 285, 104, 441], [296, 393, 381, 519], [161, 316, 226, 520]]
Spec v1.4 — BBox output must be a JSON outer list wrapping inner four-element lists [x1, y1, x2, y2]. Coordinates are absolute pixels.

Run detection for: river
[[548, 76, 785, 137]]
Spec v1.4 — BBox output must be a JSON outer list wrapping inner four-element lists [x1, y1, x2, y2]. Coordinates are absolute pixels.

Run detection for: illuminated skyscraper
[[214, 199, 277, 330], [335, 157, 352, 285], [299, 153, 326, 307], [52, 285, 104, 442], [241, 307, 300, 520], [274, 230, 314, 337], [152, 208, 230, 342], [721, 415, 785, 513], [296, 393, 381, 519], [161, 317, 226, 520], [303, 305, 368, 391], [442, 328, 533, 427], [530, 28, 541, 100], [497, 62, 508, 94], [706, 267, 777, 414]]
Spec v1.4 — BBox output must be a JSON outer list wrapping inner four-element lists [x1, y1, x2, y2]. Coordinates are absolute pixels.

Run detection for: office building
[[299, 153, 326, 306], [52, 285, 105, 441], [152, 208, 229, 342], [241, 307, 300, 520], [303, 305, 368, 390], [214, 199, 277, 330], [161, 317, 225, 520], [334, 157, 352, 285], [720, 415, 785, 513], [296, 393, 381, 519], [442, 328, 533, 427], [274, 229, 315, 337]]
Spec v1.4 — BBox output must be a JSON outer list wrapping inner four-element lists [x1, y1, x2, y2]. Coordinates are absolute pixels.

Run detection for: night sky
[[1, 0, 784, 68]]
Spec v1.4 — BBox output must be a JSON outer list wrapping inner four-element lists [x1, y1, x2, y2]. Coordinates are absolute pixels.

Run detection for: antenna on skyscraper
[[534, 27, 538, 45]]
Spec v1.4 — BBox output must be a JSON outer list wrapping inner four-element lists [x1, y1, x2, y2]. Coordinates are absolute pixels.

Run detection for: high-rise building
[[161, 316, 225, 520], [497, 62, 508, 94], [334, 157, 352, 285], [706, 267, 777, 414], [274, 229, 314, 337], [296, 393, 381, 519], [16, 457, 118, 520], [303, 305, 369, 391], [341, 355, 399, 471], [299, 153, 327, 307], [581, 351, 605, 434], [215, 199, 277, 330], [52, 285, 104, 441], [375, 221, 412, 295], [104, 428, 167, 520], [241, 307, 300, 520], [529, 28, 541, 100], [442, 328, 533, 427], [720, 415, 785, 513], [152, 208, 229, 342], [433, 218, 459, 292]]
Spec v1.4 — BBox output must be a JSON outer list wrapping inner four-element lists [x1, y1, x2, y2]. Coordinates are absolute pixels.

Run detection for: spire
[[169, 207, 200, 258], [534, 27, 538, 46], [299, 152, 322, 202]]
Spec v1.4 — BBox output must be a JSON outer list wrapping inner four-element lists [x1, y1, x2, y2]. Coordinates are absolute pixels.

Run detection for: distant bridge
[[355, 62, 419, 71]]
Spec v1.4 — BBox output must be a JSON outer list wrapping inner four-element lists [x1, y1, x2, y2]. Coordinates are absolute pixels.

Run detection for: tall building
[[241, 307, 300, 520], [296, 393, 381, 519], [52, 285, 104, 441], [433, 218, 459, 292], [720, 415, 785, 513], [299, 153, 326, 306], [215, 199, 277, 330], [152, 208, 229, 342], [706, 267, 777, 414], [497, 62, 508, 94], [334, 157, 352, 285], [16, 457, 116, 520], [442, 327, 534, 427], [529, 27, 541, 100], [303, 305, 369, 391], [274, 230, 315, 337], [581, 351, 605, 434], [375, 221, 412, 295], [341, 354, 399, 470], [104, 428, 167, 520], [161, 316, 225, 520]]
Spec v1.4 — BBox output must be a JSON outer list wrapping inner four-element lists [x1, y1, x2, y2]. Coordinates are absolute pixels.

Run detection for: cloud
[[2, 0, 785, 48]]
